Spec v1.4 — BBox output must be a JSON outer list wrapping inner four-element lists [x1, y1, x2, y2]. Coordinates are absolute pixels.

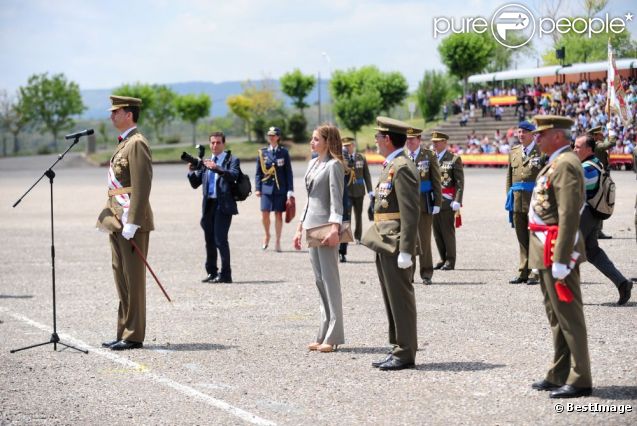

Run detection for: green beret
[[109, 95, 142, 111], [587, 126, 602, 135], [531, 115, 574, 133], [374, 116, 414, 136]]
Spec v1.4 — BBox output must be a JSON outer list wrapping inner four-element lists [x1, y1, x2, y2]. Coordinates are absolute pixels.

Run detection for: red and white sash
[[108, 165, 130, 226]]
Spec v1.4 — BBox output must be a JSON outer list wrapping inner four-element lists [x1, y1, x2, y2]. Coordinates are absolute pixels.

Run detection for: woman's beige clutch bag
[[306, 222, 353, 248]]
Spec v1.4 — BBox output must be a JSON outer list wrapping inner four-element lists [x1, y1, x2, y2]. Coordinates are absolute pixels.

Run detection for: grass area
[[88, 140, 314, 165], [88, 117, 442, 165]]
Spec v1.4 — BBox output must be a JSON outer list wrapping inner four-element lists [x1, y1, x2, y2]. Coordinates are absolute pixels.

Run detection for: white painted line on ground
[[2, 307, 276, 426]]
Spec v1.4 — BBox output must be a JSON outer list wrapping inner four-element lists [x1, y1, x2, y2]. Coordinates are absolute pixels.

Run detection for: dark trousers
[[350, 196, 364, 241], [201, 199, 233, 279], [579, 207, 627, 287], [433, 208, 456, 267], [513, 212, 532, 279]]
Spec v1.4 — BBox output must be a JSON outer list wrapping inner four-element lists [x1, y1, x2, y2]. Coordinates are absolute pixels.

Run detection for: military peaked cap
[[109, 95, 142, 111], [431, 131, 449, 141], [374, 116, 414, 135], [531, 115, 574, 133]]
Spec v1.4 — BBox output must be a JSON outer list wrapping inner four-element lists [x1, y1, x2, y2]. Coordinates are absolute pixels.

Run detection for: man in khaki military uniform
[[362, 116, 420, 371], [431, 132, 463, 270], [343, 137, 373, 243], [528, 115, 592, 399], [587, 126, 614, 239], [404, 127, 442, 285], [97, 95, 154, 351], [505, 121, 544, 285]]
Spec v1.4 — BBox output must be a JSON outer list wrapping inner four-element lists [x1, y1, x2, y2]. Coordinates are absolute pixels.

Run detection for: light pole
[[322, 51, 332, 123]]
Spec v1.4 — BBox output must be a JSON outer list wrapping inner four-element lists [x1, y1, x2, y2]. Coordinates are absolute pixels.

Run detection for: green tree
[[438, 33, 495, 92], [175, 93, 212, 146], [375, 71, 409, 115], [484, 33, 535, 72], [416, 71, 450, 122], [19, 72, 85, 150], [243, 80, 285, 143], [147, 85, 177, 143], [0, 90, 30, 155], [226, 94, 254, 142], [542, 30, 635, 65], [332, 90, 381, 140], [280, 69, 316, 113], [331, 66, 408, 116], [113, 82, 155, 125]]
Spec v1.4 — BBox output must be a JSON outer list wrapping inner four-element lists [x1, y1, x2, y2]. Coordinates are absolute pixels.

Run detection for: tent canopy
[[467, 59, 637, 84]]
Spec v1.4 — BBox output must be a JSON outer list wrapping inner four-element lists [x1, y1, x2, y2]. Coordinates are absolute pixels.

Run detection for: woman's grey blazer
[[301, 157, 345, 230]]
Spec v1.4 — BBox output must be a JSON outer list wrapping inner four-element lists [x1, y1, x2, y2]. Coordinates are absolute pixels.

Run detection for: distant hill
[[80, 79, 331, 120]]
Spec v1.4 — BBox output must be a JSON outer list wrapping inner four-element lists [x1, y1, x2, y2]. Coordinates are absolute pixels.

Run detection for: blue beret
[[517, 121, 536, 132]]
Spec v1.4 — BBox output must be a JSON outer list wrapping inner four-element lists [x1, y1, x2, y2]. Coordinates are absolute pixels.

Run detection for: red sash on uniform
[[528, 222, 559, 268], [442, 187, 456, 198]]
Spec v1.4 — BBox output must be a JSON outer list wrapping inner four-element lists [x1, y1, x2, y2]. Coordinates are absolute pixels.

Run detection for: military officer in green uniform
[[505, 121, 544, 285], [587, 125, 615, 239], [528, 115, 592, 399], [362, 116, 420, 371], [342, 137, 373, 243], [431, 132, 464, 270], [97, 95, 154, 351], [404, 127, 442, 285]]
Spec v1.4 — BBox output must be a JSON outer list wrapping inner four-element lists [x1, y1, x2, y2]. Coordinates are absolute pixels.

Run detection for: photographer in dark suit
[[188, 132, 240, 283]]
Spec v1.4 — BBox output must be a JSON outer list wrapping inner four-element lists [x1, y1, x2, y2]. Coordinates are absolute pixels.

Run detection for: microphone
[[65, 129, 94, 140]]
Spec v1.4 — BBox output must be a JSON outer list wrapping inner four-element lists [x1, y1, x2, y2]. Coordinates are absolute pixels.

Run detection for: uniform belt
[[528, 222, 559, 268], [374, 212, 400, 222], [108, 187, 132, 196]]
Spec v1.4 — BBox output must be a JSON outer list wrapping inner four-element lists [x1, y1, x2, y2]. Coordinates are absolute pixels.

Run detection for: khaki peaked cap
[[531, 115, 574, 133], [374, 116, 420, 136], [109, 95, 142, 111], [430, 131, 449, 141]]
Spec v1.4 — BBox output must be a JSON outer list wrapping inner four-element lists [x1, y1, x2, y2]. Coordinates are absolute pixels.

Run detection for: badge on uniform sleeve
[[277, 158, 285, 167]]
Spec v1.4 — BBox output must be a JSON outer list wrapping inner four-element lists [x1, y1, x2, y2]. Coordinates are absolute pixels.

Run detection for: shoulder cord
[[258, 149, 280, 190]]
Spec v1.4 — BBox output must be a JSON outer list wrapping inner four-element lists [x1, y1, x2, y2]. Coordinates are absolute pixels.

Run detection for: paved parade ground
[[0, 154, 635, 425]]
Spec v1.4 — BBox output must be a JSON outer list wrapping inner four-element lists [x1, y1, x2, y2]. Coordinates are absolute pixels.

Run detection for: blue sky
[[1, 0, 635, 93]]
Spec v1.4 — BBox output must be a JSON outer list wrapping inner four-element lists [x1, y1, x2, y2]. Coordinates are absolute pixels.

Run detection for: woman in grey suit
[[293, 124, 346, 353]]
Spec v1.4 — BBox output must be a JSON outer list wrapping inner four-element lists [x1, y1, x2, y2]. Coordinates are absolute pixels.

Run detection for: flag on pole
[[607, 39, 629, 123]]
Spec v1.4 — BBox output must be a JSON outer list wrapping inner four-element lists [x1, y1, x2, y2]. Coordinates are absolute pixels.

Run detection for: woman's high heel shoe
[[275, 241, 282, 253], [307, 342, 321, 351], [262, 236, 270, 251], [317, 343, 338, 353]]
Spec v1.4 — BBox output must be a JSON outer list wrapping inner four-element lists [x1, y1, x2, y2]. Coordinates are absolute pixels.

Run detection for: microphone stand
[[10, 136, 88, 354]]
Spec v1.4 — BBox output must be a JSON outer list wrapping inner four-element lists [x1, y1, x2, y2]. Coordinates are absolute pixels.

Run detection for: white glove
[[432, 206, 440, 215], [122, 223, 139, 240], [551, 262, 570, 280], [608, 129, 616, 138], [397, 252, 413, 269], [450, 201, 461, 211]]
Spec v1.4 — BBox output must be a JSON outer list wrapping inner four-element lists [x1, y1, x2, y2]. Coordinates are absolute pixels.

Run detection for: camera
[[181, 144, 206, 169]]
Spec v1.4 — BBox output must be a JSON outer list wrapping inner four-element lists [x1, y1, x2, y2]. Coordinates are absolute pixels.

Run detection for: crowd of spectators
[[448, 77, 637, 157]]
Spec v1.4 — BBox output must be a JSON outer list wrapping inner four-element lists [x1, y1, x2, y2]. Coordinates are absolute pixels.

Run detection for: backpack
[[222, 151, 252, 201], [586, 161, 615, 220]]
